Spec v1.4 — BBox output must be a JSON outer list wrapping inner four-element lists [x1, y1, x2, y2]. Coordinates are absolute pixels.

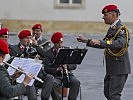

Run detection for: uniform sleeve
[[9, 45, 18, 57], [0, 67, 26, 99], [100, 30, 127, 49], [86, 39, 105, 49], [67, 64, 77, 71], [43, 53, 59, 75], [86, 29, 128, 50]]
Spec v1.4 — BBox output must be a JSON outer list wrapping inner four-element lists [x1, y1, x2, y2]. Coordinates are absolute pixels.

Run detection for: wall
[[0, 0, 133, 33]]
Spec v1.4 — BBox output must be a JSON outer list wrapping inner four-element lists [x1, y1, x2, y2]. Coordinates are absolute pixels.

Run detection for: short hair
[[0, 50, 3, 56]]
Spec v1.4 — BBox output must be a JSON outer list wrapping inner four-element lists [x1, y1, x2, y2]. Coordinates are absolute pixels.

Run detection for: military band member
[[77, 4, 131, 100], [0, 27, 23, 81], [10, 29, 60, 100], [0, 28, 15, 63], [0, 39, 33, 100], [0, 28, 9, 42], [43, 32, 80, 100], [32, 23, 51, 52]]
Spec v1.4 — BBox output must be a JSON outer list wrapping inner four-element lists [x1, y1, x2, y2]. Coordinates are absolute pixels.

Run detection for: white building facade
[[0, 0, 133, 33]]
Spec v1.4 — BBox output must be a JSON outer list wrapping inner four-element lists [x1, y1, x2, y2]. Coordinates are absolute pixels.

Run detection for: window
[[60, 0, 81, 3], [54, 0, 85, 9], [60, 0, 69, 3]]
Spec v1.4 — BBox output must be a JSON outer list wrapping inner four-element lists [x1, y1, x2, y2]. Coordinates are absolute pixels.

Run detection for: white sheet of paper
[[7, 57, 42, 86]]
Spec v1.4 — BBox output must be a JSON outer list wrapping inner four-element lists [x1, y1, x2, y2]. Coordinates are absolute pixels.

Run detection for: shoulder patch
[[119, 30, 125, 35]]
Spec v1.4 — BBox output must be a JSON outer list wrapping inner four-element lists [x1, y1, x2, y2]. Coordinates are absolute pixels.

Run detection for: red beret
[[0, 28, 9, 36], [102, 4, 119, 14], [51, 32, 63, 43], [18, 30, 32, 39], [0, 39, 9, 54], [32, 24, 42, 30]]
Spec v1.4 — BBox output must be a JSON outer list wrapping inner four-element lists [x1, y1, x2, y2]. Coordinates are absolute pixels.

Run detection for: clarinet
[[63, 66, 70, 83]]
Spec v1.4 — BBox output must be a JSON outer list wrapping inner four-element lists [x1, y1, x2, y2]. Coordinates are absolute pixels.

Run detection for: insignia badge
[[106, 40, 112, 44], [7, 31, 9, 35], [119, 30, 125, 35], [104, 9, 108, 13]]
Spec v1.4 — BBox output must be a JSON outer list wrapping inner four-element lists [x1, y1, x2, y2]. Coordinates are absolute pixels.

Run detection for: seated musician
[[32, 23, 51, 52], [10, 29, 60, 100], [0, 28, 37, 100], [43, 32, 80, 100], [0, 28, 10, 43], [0, 28, 15, 64], [0, 39, 33, 100]]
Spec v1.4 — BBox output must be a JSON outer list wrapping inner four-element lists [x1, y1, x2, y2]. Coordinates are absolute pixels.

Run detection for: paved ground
[[9, 34, 133, 100]]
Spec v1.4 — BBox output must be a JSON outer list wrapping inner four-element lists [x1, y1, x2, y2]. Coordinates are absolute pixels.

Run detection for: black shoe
[[36, 89, 40, 96], [41, 98, 49, 100]]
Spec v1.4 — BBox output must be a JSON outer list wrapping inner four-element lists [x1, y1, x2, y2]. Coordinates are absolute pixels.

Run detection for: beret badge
[[104, 9, 108, 13]]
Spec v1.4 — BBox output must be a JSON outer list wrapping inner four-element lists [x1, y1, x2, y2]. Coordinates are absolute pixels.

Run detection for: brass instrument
[[39, 40, 51, 47], [3, 61, 44, 83], [30, 34, 51, 47], [29, 35, 36, 46]]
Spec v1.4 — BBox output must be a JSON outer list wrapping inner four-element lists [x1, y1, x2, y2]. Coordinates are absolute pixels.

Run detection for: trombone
[[3, 61, 44, 83]]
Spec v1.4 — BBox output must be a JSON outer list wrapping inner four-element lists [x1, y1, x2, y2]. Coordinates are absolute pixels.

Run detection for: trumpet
[[29, 35, 37, 46], [3, 61, 44, 83]]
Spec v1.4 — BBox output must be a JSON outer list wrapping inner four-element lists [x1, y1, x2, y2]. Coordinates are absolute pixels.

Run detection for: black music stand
[[53, 48, 88, 100]]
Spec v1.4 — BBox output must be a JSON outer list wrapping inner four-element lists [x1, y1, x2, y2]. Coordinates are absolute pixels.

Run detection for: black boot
[[41, 98, 49, 100]]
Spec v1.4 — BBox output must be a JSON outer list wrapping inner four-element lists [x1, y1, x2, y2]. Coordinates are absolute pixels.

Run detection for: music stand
[[53, 48, 88, 100]]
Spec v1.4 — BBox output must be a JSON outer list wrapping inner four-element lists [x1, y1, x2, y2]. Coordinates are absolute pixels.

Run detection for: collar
[[19, 44, 25, 49], [0, 62, 4, 66], [19, 43, 29, 50], [37, 36, 42, 41], [52, 46, 57, 52], [110, 19, 119, 28]]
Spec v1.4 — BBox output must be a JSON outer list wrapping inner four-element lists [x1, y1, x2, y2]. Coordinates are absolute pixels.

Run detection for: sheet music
[[7, 57, 42, 86]]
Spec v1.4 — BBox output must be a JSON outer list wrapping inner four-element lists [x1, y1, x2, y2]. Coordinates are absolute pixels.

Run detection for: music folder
[[53, 48, 88, 65], [7, 57, 42, 86]]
